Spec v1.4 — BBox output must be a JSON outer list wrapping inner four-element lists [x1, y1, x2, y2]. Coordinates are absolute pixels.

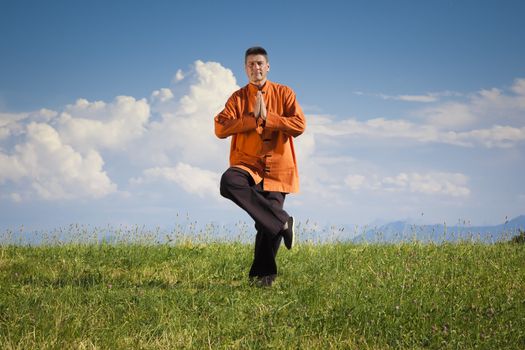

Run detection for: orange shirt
[[214, 80, 306, 193]]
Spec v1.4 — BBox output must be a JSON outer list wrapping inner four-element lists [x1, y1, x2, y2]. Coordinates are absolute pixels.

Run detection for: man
[[214, 46, 306, 287]]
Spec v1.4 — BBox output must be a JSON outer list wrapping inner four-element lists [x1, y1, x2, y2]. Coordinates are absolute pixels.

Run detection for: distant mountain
[[352, 215, 525, 243]]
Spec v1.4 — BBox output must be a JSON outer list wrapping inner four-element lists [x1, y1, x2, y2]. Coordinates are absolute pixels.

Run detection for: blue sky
[[1, 0, 524, 233]]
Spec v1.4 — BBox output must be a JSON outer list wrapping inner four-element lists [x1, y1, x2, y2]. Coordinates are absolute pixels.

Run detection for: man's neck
[[250, 79, 267, 88]]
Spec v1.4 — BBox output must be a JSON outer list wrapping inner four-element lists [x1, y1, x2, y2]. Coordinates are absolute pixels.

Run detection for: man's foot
[[258, 275, 275, 287], [281, 216, 295, 250], [249, 274, 276, 287]]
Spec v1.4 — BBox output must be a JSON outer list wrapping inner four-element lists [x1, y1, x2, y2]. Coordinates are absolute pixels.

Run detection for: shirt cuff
[[265, 112, 282, 130], [242, 114, 258, 130]]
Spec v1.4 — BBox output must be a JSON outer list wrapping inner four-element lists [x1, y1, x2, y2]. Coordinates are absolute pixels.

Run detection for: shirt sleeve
[[264, 88, 306, 138], [214, 94, 257, 139]]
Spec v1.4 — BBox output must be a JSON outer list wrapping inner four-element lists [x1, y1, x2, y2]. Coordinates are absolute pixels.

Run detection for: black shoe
[[281, 216, 295, 250]]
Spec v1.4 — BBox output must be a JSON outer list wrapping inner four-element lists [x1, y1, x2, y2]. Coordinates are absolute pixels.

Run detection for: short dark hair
[[245, 46, 268, 63]]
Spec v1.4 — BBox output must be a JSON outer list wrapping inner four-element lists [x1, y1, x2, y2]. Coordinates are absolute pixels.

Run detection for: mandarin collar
[[247, 80, 271, 94]]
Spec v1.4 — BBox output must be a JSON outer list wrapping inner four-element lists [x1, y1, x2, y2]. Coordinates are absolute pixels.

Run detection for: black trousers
[[220, 167, 289, 277]]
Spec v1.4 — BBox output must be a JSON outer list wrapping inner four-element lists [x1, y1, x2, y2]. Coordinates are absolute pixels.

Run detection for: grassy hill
[[1, 241, 524, 349]]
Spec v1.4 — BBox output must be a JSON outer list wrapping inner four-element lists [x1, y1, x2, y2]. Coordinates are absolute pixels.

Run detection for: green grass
[[1, 241, 524, 349]]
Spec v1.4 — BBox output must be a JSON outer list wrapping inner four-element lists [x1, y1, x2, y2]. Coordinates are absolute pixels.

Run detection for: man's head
[[245, 46, 270, 87]]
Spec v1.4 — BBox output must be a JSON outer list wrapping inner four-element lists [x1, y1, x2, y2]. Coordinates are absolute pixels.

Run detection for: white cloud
[[451, 125, 525, 148], [0, 151, 26, 182], [0, 60, 236, 202], [511, 78, 525, 96], [362, 79, 525, 130], [396, 95, 439, 103], [132, 163, 220, 199], [0, 122, 116, 200], [418, 102, 476, 128], [0, 112, 26, 127], [0, 127, 9, 140], [306, 113, 525, 148], [0, 109, 57, 126], [419, 78, 525, 129], [408, 173, 470, 197], [345, 174, 366, 190], [382, 173, 409, 188], [360, 91, 461, 103], [57, 96, 150, 152], [345, 172, 470, 197], [380, 93, 438, 103], [33, 108, 58, 122], [151, 88, 174, 103], [174, 69, 185, 82], [308, 115, 437, 140], [135, 60, 238, 168], [177, 60, 238, 115], [10, 193, 22, 203], [0, 109, 58, 140]]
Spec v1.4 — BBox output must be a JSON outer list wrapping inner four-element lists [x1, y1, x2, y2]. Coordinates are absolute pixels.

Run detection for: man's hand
[[259, 91, 267, 121], [254, 91, 267, 135], [254, 91, 267, 121], [254, 91, 267, 136], [254, 91, 261, 118]]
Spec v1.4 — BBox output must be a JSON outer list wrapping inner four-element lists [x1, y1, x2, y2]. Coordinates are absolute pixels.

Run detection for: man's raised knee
[[220, 168, 249, 198], [219, 171, 231, 198], [220, 169, 238, 198]]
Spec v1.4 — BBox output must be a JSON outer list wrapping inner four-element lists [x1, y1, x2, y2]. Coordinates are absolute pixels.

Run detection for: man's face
[[245, 54, 270, 85]]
